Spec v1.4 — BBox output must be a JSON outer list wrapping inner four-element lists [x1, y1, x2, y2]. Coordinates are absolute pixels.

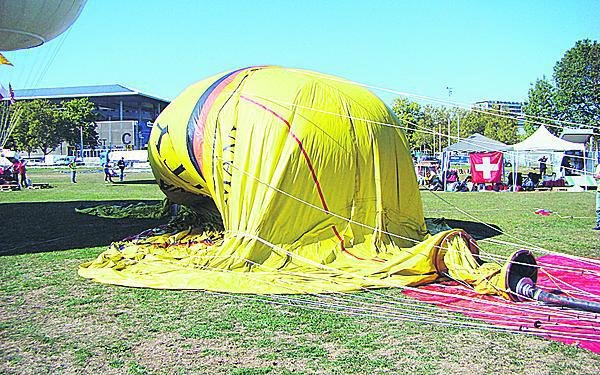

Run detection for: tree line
[[391, 98, 519, 152], [392, 39, 599, 151], [2, 98, 98, 156]]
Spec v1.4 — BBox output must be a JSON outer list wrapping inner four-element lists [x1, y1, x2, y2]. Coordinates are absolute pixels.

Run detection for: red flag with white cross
[[470, 151, 503, 183]]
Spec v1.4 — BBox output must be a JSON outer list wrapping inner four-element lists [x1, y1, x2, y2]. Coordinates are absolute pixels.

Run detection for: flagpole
[[513, 151, 518, 192]]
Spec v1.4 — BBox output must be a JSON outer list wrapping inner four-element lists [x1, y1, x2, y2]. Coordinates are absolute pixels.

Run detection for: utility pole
[[446, 86, 453, 149], [79, 126, 84, 161], [444, 87, 454, 192], [432, 121, 436, 155]]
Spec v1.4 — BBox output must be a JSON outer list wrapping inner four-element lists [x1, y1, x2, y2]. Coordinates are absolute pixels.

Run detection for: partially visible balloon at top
[[0, 0, 87, 51]]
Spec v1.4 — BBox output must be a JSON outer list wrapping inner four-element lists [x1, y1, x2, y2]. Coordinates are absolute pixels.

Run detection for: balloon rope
[[242, 90, 599, 171], [204, 126, 600, 291], [287, 68, 600, 132], [133, 245, 599, 337]]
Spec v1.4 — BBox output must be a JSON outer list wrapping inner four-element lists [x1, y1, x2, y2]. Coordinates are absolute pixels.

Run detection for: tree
[[392, 97, 519, 151], [523, 77, 559, 135], [391, 98, 426, 149], [525, 39, 600, 132], [480, 107, 519, 144], [553, 39, 600, 128], [457, 107, 519, 144], [11, 100, 64, 156], [10, 98, 99, 156], [60, 98, 98, 149]]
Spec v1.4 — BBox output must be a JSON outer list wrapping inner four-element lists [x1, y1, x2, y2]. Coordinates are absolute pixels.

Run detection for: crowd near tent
[[512, 125, 594, 187], [80, 66, 518, 297], [440, 125, 598, 190], [441, 133, 511, 189]]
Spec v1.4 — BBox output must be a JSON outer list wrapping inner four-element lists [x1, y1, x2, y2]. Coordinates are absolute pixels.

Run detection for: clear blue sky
[[1, 0, 599, 106]]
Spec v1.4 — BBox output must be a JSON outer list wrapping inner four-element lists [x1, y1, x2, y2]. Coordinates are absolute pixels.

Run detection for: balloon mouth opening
[[433, 230, 481, 275], [505, 249, 538, 302]]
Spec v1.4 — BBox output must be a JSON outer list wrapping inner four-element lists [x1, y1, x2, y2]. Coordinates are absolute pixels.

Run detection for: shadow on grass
[[0, 200, 168, 256], [0, 200, 502, 257], [116, 179, 157, 185]]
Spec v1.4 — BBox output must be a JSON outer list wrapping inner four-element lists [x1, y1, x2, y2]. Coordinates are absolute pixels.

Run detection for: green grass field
[[1, 168, 599, 374]]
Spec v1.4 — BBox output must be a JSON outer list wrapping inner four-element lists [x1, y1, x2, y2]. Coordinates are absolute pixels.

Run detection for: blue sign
[[449, 155, 470, 164]]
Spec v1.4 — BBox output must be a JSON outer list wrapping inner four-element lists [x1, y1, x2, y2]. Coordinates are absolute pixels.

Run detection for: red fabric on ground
[[404, 254, 600, 353]]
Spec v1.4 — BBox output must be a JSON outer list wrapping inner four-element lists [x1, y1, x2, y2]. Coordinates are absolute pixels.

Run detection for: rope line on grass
[[224, 231, 600, 341], [231, 230, 599, 323], [135, 244, 599, 340]]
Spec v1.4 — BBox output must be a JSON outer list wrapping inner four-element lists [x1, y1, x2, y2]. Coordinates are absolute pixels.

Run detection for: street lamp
[[443, 87, 454, 192], [79, 125, 84, 161], [446, 87, 453, 150]]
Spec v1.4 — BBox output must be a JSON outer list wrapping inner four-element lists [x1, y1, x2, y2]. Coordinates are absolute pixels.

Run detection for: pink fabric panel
[[404, 254, 600, 353]]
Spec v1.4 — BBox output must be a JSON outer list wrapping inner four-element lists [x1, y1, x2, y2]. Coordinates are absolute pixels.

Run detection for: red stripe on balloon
[[241, 95, 375, 261], [192, 70, 246, 176], [240, 95, 329, 211]]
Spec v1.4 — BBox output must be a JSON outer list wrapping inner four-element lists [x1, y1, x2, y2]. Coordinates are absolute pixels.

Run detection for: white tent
[[444, 133, 512, 152], [512, 125, 584, 151], [510, 126, 593, 190]]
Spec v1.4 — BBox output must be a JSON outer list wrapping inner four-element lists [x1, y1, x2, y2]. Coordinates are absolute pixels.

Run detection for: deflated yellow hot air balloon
[[79, 66, 516, 297]]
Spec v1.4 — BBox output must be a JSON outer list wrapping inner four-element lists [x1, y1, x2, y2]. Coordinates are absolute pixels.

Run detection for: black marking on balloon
[[173, 164, 185, 176], [209, 73, 252, 205], [222, 160, 233, 176], [155, 123, 169, 154], [159, 179, 186, 193], [162, 160, 190, 184]]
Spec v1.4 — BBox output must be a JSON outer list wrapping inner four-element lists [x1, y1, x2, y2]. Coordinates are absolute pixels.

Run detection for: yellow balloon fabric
[[79, 67, 509, 296]]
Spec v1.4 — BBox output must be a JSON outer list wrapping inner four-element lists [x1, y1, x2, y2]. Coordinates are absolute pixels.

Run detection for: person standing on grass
[[12, 159, 26, 188], [538, 155, 548, 176], [117, 157, 126, 182], [104, 161, 114, 183], [19, 160, 27, 188], [69, 160, 77, 183], [594, 163, 600, 230]]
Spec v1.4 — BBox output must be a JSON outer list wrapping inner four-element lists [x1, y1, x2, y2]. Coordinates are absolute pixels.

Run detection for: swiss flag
[[470, 151, 503, 183]]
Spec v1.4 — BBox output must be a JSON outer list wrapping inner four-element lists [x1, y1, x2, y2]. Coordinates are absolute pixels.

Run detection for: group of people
[[68, 157, 128, 184], [103, 157, 127, 183], [420, 168, 513, 193], [0, 159, 28, 188]]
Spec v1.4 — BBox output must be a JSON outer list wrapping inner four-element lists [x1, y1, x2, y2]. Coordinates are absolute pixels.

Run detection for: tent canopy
[[444, 133, 511, 152], [560, 128, 595, 144], [512, 125, 585, 152]]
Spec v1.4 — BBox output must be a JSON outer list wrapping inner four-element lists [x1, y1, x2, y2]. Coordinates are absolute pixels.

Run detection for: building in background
[[473, 100, 525, 134], [13, 84, 170, 155]]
